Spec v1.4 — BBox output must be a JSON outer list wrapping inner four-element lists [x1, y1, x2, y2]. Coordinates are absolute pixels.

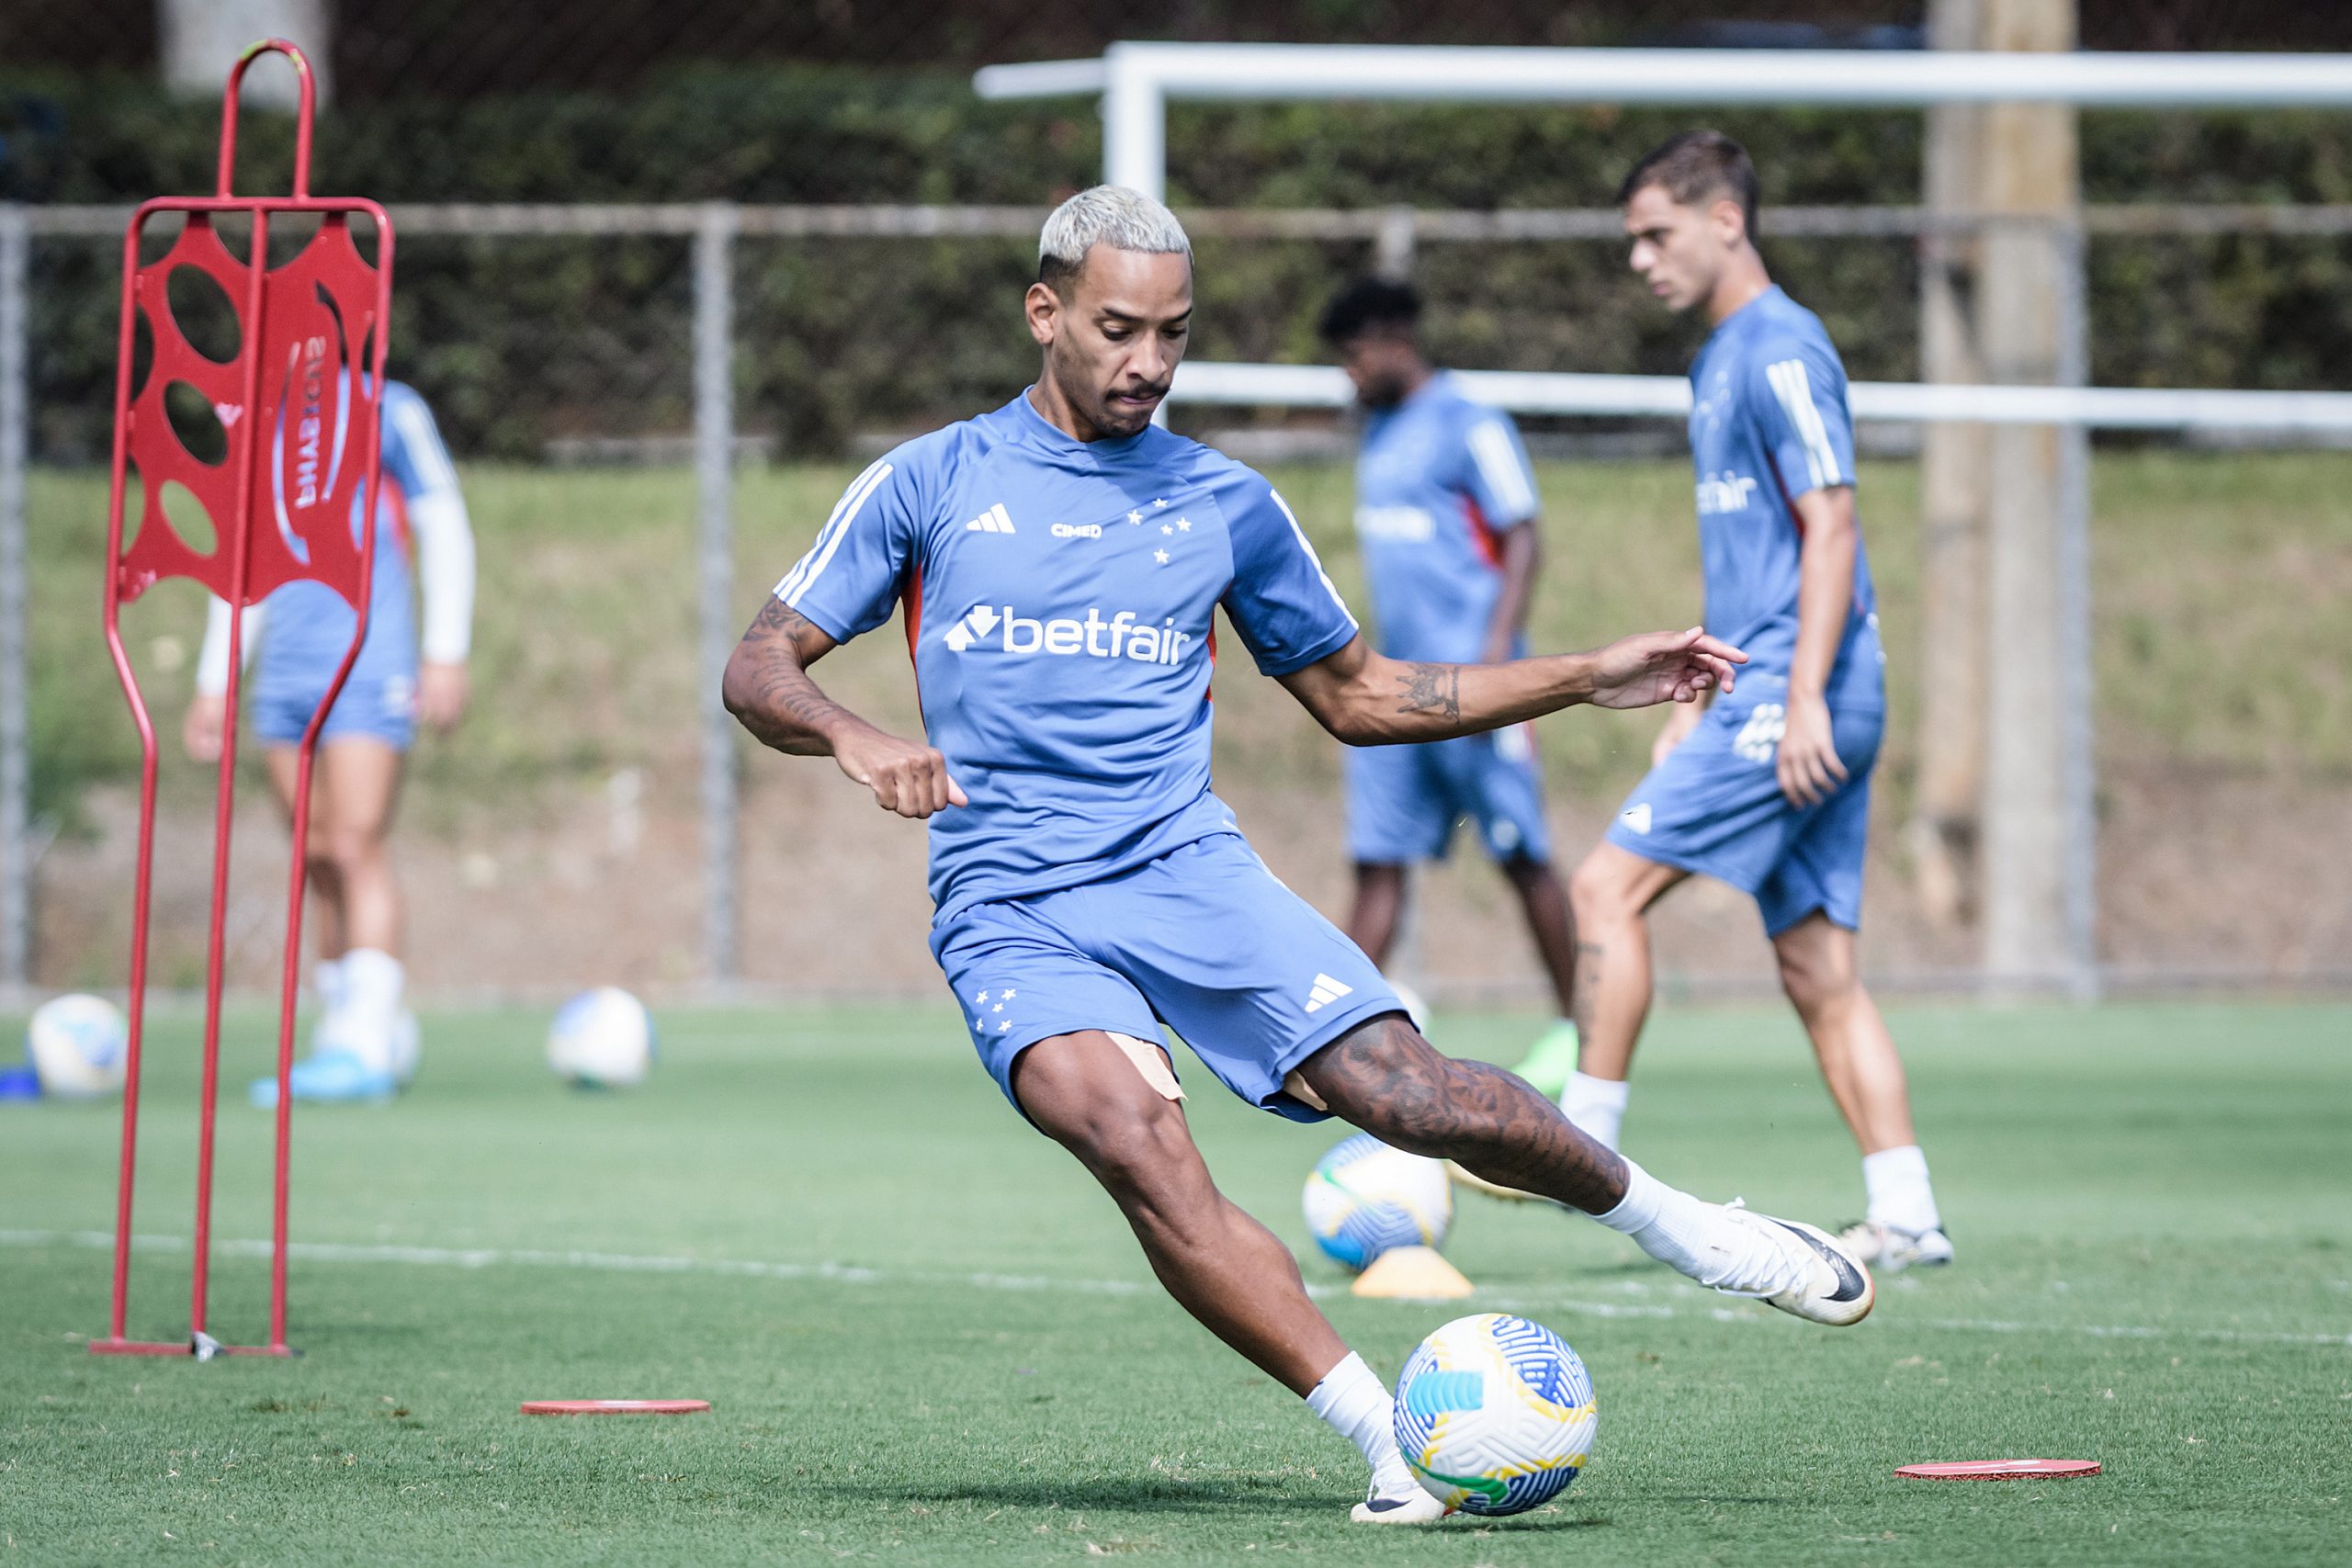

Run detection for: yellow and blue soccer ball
[[1301, 1134, 1452, 1270], [26, 993, 129, 1099], [1394, 1312, 1598, 1516]]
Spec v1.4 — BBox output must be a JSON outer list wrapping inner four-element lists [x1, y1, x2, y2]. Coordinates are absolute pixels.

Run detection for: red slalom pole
[[91, 39, 392, 1359]]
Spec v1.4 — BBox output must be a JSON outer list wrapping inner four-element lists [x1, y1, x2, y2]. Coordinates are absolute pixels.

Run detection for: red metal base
[[89, 1338, 295, 1359]]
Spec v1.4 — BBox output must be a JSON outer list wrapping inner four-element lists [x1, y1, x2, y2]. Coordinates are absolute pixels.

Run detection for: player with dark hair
[[727, 185, 1872, 1528], [1316, 276, 1581, 1092], [1560, 132, 1951, 1269], [186, 378, 475, 1105]]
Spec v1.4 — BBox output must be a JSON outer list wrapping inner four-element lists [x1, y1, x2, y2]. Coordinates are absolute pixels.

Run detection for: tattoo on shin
[[1396, 663, 1461, 726], [1301, 1016, 1627, 1212], [1570, 940, 1603, 1040]]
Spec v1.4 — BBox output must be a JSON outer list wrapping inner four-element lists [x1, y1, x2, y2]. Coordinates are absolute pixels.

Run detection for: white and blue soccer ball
[[1301, 1134, 1452, 1270], [1394, 1313, 1598, 1516], [547, 987, 654, 1089], [26, 993, 129, 1099]]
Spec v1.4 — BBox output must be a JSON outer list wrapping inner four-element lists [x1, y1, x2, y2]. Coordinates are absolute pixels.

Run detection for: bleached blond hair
[[1037, 186, 1192, 291]]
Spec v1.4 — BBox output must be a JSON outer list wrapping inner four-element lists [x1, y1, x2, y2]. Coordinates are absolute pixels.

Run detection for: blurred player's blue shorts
[[1604, 689, 1883, 936], [930, 833, 1402, 1124], [1344, 724, 1551, 865], [251, 631, 418, 750]]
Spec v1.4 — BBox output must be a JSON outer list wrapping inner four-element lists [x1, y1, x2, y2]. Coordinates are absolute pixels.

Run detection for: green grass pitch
[[5, 999, 2347, 1564]]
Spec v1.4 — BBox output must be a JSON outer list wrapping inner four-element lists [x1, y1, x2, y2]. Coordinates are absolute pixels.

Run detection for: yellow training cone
[[1351, 1245, 1475, 1301]]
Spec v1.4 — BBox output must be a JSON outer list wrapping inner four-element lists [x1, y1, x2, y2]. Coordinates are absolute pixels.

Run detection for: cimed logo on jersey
[[942, 604, 1197, 664]]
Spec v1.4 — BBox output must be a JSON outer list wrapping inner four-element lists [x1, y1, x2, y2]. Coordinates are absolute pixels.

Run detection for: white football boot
[[1351, 1483, 1451, 1525], [1838, 1220, 1954, 1273], [1697, 1202, 1875, 1326]]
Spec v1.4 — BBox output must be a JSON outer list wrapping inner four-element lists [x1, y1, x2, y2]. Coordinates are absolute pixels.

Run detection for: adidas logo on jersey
[[1303, 974, 1353, 1013], [941, 604, 1196, 664], [965, 502, 1015, 534], [1695, 470, 1759, 515]]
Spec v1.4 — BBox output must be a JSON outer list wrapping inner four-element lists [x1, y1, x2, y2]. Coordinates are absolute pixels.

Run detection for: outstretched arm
[[721, 596, 966, 818], [1276, 626, 1745, 747]]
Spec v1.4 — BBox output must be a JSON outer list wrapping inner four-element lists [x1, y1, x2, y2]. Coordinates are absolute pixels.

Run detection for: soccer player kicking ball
[[1559, 132, 1951, 1270], [185, 378, 475, 1105], [1317, 276, 1583, 1092], [727, 187, 1872, 1526]]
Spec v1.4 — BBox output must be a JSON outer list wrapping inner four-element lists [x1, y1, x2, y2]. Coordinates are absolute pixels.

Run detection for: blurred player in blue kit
[[1562, 133, 1951, 1269], [1317, 277, 1582, 1091], [185, 378, 476, 1105], [727, 186, 1876, 1527]]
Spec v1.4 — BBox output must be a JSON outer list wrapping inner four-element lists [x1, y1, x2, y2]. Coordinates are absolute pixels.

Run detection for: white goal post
[[978, 43, 2352, 997]]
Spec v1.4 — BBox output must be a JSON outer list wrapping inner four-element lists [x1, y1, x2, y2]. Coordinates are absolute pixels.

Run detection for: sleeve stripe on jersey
[[1269, 488, 1359, 630], [1468, 419, 1538, 519], [775, 458, 893, 605], [1765, 359, 1845, 491], [388, 393, 461, 499]]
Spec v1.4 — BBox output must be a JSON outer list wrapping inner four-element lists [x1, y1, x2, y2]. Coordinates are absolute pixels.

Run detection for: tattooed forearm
[[1394, 663, 1461, 726], [1297, 1016, 1629, 1213], [723, 598, 856, 756]]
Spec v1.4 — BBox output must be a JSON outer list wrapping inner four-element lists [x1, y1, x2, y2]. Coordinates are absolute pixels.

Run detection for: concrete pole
[[0, 209, 28, 989], [1909, 0, 1990, 925], [695, 205, 740, 986], [1977, 0, 2087, 991]]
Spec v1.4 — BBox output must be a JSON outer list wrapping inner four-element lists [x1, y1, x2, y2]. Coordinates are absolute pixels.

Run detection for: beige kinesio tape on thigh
[[1108, 1032, 1185, 1101]]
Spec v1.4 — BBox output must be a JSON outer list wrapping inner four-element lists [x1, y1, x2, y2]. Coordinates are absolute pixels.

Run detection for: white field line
[[6, 1229, 2346, 1349]]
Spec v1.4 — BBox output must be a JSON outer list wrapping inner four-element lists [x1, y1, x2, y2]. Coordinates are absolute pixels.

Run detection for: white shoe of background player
[[1838, 1220, 1954, 1272]]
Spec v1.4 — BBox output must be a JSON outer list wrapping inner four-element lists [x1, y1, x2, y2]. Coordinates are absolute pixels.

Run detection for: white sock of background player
[[1558, 1071, 1628, 1151], [1861, 1145, 1943, 1236], [338, 948, 405, 1076], [1306, 1352, 1418, 1499], [311, 956, 349, 1049]]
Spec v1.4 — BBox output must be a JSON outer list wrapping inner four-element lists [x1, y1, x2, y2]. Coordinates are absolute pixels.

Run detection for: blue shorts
[[251, 655, 417, 750], [930, 834, 1403, 1124], [1344, 724, 1551, 865], [1604, 694, 1882, 936]]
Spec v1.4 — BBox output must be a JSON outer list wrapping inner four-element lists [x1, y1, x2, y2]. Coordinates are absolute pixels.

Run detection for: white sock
[[312, 956, 348, 1014], [338, 948, 405, 1075], [1559, 1071, 1628, 1151], [1592, 1158, 1729, 1280], [1862, 1145, 1942, 1235], [1305, 1352, 1416, 1499]]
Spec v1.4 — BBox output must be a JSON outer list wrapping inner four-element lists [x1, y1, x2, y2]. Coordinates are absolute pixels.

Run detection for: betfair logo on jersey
[[1695, 470, 1759, 515], [941, 604, 1197, 664]]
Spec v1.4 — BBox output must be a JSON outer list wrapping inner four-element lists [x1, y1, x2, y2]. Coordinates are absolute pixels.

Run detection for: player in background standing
[[184, 378, 476, 1105], [1317, 278, 1581, 1092], [1563, 133, 1951, 1269], [728, 186, 1874, 1527]]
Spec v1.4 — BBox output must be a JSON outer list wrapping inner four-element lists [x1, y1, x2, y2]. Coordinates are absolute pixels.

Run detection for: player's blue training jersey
[[255, 378, 456, 684], [1352, 372, 1542, 665], [779, 391, 1362, 927], [1687, 287, 1883, 709]]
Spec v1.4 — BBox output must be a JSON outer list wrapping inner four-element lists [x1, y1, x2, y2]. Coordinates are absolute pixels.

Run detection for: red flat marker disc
[[1896, 1460, 2100, 1481], [520, 1399, 711, 1416]]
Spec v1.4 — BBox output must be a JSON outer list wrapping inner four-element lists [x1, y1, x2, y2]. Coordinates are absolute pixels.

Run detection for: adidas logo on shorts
[[1619, 803, 1653, 835], [1303, 974, 1353, 1013]]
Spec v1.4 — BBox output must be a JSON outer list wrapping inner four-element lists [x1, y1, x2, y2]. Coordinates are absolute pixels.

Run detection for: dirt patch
[[31, 754, 2349, 1001]]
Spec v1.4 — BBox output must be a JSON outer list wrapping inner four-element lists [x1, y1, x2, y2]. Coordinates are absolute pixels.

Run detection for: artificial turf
[[4, 998, 2347, 1565]]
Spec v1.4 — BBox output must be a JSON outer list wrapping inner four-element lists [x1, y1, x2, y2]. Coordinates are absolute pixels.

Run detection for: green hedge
[[10, 66, 2352, 457]]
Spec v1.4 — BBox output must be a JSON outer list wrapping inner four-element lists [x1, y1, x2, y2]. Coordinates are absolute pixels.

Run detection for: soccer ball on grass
[[1301, 1133, 1452, 1270], [1394, 1312, 1597, 1516], [547, 987, 654, 1088], [27, 993, 129, 1099]]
